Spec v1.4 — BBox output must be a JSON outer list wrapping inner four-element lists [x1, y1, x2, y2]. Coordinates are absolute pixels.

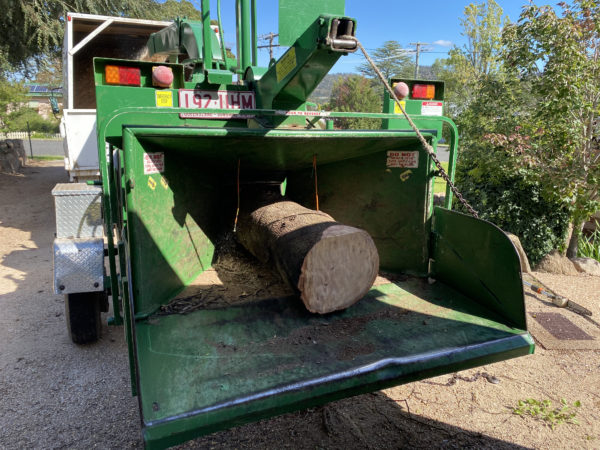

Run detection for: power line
[[258, 32, 279, 60], [409, 42, 434, 78]]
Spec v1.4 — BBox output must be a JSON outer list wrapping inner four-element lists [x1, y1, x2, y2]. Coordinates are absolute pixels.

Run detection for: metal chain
[[352, 38, 480, 218]]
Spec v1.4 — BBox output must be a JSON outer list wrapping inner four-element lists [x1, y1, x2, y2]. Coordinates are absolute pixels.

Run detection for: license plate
[[178, 90, 255, 110]]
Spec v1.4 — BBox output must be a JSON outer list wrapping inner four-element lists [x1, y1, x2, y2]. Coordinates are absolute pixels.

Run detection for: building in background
[[24, 84, 63, 119]]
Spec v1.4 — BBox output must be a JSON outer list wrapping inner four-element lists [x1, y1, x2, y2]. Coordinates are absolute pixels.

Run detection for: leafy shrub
[[455, 145, 572, 266], [5, 108, 59, 134]]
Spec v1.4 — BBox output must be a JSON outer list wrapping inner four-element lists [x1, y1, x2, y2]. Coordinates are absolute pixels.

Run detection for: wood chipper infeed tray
[[135, 256, 533, 442]]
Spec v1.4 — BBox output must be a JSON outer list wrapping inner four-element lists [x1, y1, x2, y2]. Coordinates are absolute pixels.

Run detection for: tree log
[[237, 197, 379, 314]]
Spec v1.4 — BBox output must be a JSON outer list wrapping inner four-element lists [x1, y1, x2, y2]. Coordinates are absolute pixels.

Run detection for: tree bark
[[237, 195, 379, 314], [566, 220, 585, 258]]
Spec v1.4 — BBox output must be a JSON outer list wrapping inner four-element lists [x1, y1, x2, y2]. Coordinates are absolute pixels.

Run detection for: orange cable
[[313, 154, 319, 211], [233, 158, 241, 232]]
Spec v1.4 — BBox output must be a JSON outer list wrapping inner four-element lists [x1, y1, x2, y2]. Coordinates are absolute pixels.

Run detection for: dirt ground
[[1, 160, 598, 449]]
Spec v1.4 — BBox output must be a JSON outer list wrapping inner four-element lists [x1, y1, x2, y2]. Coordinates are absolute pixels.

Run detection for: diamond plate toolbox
[[54, 238, 104, 294], [52, 183, 103, 238]]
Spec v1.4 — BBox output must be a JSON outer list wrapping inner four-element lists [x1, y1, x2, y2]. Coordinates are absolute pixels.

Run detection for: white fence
[[2, 132, 62, 139]]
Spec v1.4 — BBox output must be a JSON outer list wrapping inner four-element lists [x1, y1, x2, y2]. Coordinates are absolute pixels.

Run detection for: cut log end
[[298, 225, 379, 314], [237, 195, 380, 315]]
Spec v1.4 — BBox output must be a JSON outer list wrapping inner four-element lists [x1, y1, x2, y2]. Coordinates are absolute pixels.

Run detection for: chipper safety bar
[[88, 1, 534, 447]]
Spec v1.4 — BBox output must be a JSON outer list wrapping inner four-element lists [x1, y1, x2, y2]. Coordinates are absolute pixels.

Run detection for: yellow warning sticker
[[148, 177, 157, 190], [156, 90, 173, 108], [160, 176, 169, 189], [276, 47, 296, 82], [394, 100, 406, 114]]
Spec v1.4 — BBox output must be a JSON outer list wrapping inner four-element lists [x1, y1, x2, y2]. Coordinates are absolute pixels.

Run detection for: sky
[[191, 0, 537, 73]]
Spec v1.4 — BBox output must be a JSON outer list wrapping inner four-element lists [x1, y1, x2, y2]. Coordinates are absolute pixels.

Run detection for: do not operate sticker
[[387, 151, 419, 169]]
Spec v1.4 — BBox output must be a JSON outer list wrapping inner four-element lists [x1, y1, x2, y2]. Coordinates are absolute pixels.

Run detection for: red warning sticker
[[421, 101, 443, 116], [387, 151, 419, 169], [143, 153, 165, 175]]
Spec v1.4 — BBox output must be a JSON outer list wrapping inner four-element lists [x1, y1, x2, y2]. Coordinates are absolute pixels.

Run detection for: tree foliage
[[357, 41, 413, 82], [499, 0, 600, 255], [5, 107, 60, 133], [453, 0, 600, 260], [147, 0, 202, 21], [0, 79, 26, 127], [434, 0, 506, 114], [327, 75, 381, 130]]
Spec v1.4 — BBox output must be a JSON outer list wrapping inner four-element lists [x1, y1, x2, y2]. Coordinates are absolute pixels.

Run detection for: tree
[[0, 79, 26, 128], [146, 0, 202, 21], [32, 56, 63, 87], [434, 0, 507, 115], [358, 41, 412, 83], [327, 75, 381, 130], [500, 0, 600, 257]]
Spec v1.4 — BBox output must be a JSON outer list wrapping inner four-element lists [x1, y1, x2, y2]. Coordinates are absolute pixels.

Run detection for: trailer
[[52, 1, 534, 448], [61, 13, 171, 181]]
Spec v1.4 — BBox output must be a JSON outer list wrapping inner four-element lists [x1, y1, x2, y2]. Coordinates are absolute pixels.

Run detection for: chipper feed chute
[[89, 1, 533, 447]]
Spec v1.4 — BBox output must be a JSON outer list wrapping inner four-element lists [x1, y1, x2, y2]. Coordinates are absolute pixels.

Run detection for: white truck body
[[61, 13, 170, 181]]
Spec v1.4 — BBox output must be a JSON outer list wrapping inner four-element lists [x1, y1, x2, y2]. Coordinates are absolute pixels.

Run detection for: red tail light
[[105, 65, 141, 86], [412, 84, 435, 100]]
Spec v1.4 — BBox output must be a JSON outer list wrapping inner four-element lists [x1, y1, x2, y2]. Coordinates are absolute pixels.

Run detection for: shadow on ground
[[180, 390, 530, 449]]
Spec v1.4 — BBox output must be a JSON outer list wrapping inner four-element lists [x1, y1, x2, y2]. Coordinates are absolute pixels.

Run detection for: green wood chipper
[[52, 1, 534, 447]]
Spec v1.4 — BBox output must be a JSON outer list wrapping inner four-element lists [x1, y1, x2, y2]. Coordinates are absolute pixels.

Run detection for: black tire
[[65, 292, 103, 344]]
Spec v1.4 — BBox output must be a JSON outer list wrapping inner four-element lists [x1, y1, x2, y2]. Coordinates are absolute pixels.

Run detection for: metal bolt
[[59, 285, 65, 291], [93, 282, 99, 288]]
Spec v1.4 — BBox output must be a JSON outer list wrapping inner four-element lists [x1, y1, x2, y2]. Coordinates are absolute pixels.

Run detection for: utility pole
[[258, 32, 279, 60], [409, 42, 432, 78]]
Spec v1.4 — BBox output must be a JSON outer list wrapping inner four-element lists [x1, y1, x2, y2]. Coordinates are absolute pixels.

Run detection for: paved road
[[21, 139, 64, 157], [436, 144, 450, 162]]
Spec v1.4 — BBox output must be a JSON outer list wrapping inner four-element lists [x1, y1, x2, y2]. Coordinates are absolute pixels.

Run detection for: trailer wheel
[[65, 292, 103, 344]]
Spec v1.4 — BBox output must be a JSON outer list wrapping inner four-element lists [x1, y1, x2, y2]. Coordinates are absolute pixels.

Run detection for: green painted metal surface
[[432, 207, 527, 329], [147, 19, 223, 63], [279, 0, 345, 46], [255, 15, 355, 109], [136, 278, 532, 448], [118, 126, 438, 315]]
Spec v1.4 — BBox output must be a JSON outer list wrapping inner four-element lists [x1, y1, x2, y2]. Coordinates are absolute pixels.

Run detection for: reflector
[[412, 84, 435, 100], [105, 65, 141, 86], [119, 67, 141, 86]]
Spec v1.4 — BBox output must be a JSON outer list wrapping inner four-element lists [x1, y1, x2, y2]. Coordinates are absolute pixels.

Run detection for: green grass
[[578, 227, 600, 262], [30, 155, 63, 161], [433, 161, 449, 194]]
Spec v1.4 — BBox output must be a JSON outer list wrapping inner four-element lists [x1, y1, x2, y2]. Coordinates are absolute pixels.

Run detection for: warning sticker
[[387, 151, 419, 169], [400, 170, 413, 182], [421, 101, 443, 116], [276, 47, 296, 82], [393, 100, 407, 114], [160, 176, 169, 189], [148, 177, 157, 190], [156, 90, 173, 108], [143, 153, 165, 174]]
